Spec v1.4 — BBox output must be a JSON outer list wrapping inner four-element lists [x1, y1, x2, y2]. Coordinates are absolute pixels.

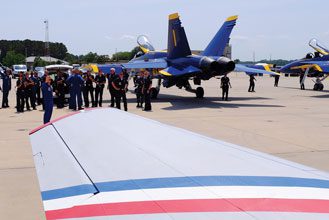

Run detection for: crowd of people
[[0, 67, 154, 124]]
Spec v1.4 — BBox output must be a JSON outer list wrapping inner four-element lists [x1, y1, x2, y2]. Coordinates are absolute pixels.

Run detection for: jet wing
[[122, 58, 168, 69], [159, 66, 201, 77], [30, 109, 329, 220], [235, 64, 280, 75], [292, 61, 329, 73]]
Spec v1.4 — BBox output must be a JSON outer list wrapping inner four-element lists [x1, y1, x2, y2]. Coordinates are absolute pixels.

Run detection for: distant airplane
[[280, 39, 329, 90], [123, 13, 278, 99], [30, 108, 329, 219]]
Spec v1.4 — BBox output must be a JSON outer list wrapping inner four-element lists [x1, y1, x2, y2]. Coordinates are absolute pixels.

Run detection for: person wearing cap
[[66, 68, 84, 110], [112, 71, 128, 111], [107, 68, 117, 107], [142, 70, 152, 111], [0, 68, 12, 108], [42, 76, 54, 124], [94, 70, 106, 107]]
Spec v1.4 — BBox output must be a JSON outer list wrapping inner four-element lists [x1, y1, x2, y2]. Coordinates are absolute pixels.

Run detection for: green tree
[[111, 51, 131, 61], [129, 46, 142, 60], [96, 55, 110, 64], [2, 51, 25, 67], [83, 52, 98, 63]]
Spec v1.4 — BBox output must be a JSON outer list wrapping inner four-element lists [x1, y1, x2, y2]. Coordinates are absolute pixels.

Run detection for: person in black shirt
[[300, 73, 305, 90], [274, 75, 280, 87], [54, 71, 66, 108], [83, 70, 95, 108], [112, 71, 128, 111], [134, 72, 144, 108], [220, 74, 231, 101], [248, 74, 256, 92], [142, 71, 152, 111], [95, 70, 106, 107], [24, 72, 36, 110], [107, 68, 117, 107], [32, 71, 42, 105], [16, 73, 25, 112]]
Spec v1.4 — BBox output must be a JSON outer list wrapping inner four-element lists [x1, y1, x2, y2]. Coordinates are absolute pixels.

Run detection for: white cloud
[[120, 34, 136, 40]]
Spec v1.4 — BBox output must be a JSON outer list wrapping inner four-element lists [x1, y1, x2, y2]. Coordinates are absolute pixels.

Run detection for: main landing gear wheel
[[196, 87, 204, 98], [313, 83, 324, 91], [150, 87, 159, 99]]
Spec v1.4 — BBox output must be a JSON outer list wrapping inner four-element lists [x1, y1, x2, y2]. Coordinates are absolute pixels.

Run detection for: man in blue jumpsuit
[[42, 76, 53, 124], [1, 69, 11, 108], [67, 68, 84, 110]]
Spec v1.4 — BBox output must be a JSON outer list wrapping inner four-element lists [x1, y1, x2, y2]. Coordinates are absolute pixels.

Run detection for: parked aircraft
[[280, 39, 329, 90], [123, 13, 278, 99]]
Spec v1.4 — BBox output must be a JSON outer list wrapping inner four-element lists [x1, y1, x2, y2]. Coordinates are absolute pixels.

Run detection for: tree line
[[0, 39, 141, 67]]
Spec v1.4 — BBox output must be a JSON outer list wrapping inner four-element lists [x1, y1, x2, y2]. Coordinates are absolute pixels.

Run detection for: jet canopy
[[309, 38, 329, 56], [137, 35, 155, 53]]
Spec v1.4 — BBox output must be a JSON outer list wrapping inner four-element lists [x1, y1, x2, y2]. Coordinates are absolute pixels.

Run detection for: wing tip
[[29, 111, 81, 135]]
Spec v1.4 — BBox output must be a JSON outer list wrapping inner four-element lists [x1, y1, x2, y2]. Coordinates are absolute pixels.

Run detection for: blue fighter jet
[[280, 39, 329, 90], [123, 13, 278, 98]]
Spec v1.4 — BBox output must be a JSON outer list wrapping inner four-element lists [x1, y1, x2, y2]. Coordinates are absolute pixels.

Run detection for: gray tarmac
[[0, 74, 328, 219]]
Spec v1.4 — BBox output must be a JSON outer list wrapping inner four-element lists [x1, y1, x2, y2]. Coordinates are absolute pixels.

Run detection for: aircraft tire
[[150, 87, 158, 99], [313, 84, 319, 91], [196, 87, 204, 98]]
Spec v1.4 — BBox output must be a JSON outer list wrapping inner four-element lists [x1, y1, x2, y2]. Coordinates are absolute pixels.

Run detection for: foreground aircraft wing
[[30, 109, 329, 220], [235, 64, 280, 75], [122, 58, 168, 69]]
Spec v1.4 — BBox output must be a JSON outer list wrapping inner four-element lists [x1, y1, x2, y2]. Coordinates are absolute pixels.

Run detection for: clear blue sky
[[1, 0, 329, 60]]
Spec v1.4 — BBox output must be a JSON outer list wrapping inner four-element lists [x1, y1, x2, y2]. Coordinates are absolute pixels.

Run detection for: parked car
[[12, 64, 27, 78]]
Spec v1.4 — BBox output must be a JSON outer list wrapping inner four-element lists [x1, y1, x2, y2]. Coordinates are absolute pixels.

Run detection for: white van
[[12, 64, 27, 78]]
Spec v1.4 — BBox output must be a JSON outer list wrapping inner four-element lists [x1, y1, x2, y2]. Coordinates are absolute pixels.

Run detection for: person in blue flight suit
[[1, 69, 12, 108], [66, 68, 84, 110], [42, 76, 53, 124]]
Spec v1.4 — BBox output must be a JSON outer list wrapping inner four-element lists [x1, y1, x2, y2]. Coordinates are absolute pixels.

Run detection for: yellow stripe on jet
[[173, 30, 177, 47], [139, 46, 150, 54], [226, 15, 238, 22], [169, 13, 179, 20], [159, 70, 172, 76], [291, 64, 323, 72]]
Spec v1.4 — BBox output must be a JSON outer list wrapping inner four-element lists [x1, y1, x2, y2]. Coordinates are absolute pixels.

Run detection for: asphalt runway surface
[[0, 74, 328, 219]]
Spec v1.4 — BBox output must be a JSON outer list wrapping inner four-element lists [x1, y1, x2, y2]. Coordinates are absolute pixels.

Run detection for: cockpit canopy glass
[[309, 39, 329, 55], [137, 35, 155, 52]]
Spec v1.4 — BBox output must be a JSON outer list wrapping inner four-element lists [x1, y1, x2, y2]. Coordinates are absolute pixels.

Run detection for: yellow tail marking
[[173, 30, 177, 47]]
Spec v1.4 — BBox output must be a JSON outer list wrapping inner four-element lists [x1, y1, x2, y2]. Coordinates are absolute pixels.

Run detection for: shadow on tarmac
[[102, 93, 284, 110]]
